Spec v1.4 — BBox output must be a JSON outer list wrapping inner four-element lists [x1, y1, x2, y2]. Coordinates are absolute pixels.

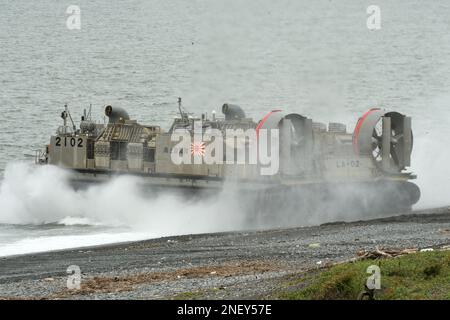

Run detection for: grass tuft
[[276, 250, 450, 300]]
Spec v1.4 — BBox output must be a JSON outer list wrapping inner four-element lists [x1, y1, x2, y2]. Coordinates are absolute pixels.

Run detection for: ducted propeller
[[353, 109, 412, 172]]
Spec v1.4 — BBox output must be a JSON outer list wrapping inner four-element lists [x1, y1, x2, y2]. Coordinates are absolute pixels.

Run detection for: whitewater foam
[[0, 163, 245, 228], [0, 232, 154, 257]]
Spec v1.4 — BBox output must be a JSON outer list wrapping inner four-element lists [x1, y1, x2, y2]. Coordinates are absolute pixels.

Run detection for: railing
[[34, 149, 47, 164]]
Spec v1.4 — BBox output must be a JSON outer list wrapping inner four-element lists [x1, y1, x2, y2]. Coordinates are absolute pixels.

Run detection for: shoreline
[[1, 206, 450, 299], [2, 206, 448, 260]]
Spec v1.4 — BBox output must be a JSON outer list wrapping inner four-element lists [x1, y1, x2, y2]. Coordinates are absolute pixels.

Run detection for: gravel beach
[[1, 207, 450, 300]]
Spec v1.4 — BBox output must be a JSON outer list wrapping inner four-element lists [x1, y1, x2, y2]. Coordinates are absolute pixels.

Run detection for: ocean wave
[[0, 232, 154, 257], [57, 216, 103, 226]]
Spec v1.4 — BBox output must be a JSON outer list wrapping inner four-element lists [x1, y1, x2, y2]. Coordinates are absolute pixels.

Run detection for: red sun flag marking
[[191, 142, 206, 156]]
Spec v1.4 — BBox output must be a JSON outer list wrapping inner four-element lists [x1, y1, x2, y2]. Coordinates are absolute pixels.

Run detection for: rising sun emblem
[[191, 142, 206, 156]]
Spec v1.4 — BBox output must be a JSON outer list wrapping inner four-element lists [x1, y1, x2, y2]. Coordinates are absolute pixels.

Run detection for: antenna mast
[[62, 104, 68, 127], [178, 97, 188, 123], [88, 104, 92, 120], [178, 97, 183, 118]]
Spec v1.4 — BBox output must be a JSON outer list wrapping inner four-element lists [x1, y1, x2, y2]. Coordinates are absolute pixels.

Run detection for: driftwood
[[356, 246, 418, 260]]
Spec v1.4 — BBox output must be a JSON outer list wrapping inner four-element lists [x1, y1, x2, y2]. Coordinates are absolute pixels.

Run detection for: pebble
[[1, 213, 450, 299]]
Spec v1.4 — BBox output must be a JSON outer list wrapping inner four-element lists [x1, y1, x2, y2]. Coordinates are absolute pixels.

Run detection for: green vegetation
[[276, 251, 450, 300], [172, 291, 205, 300]]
